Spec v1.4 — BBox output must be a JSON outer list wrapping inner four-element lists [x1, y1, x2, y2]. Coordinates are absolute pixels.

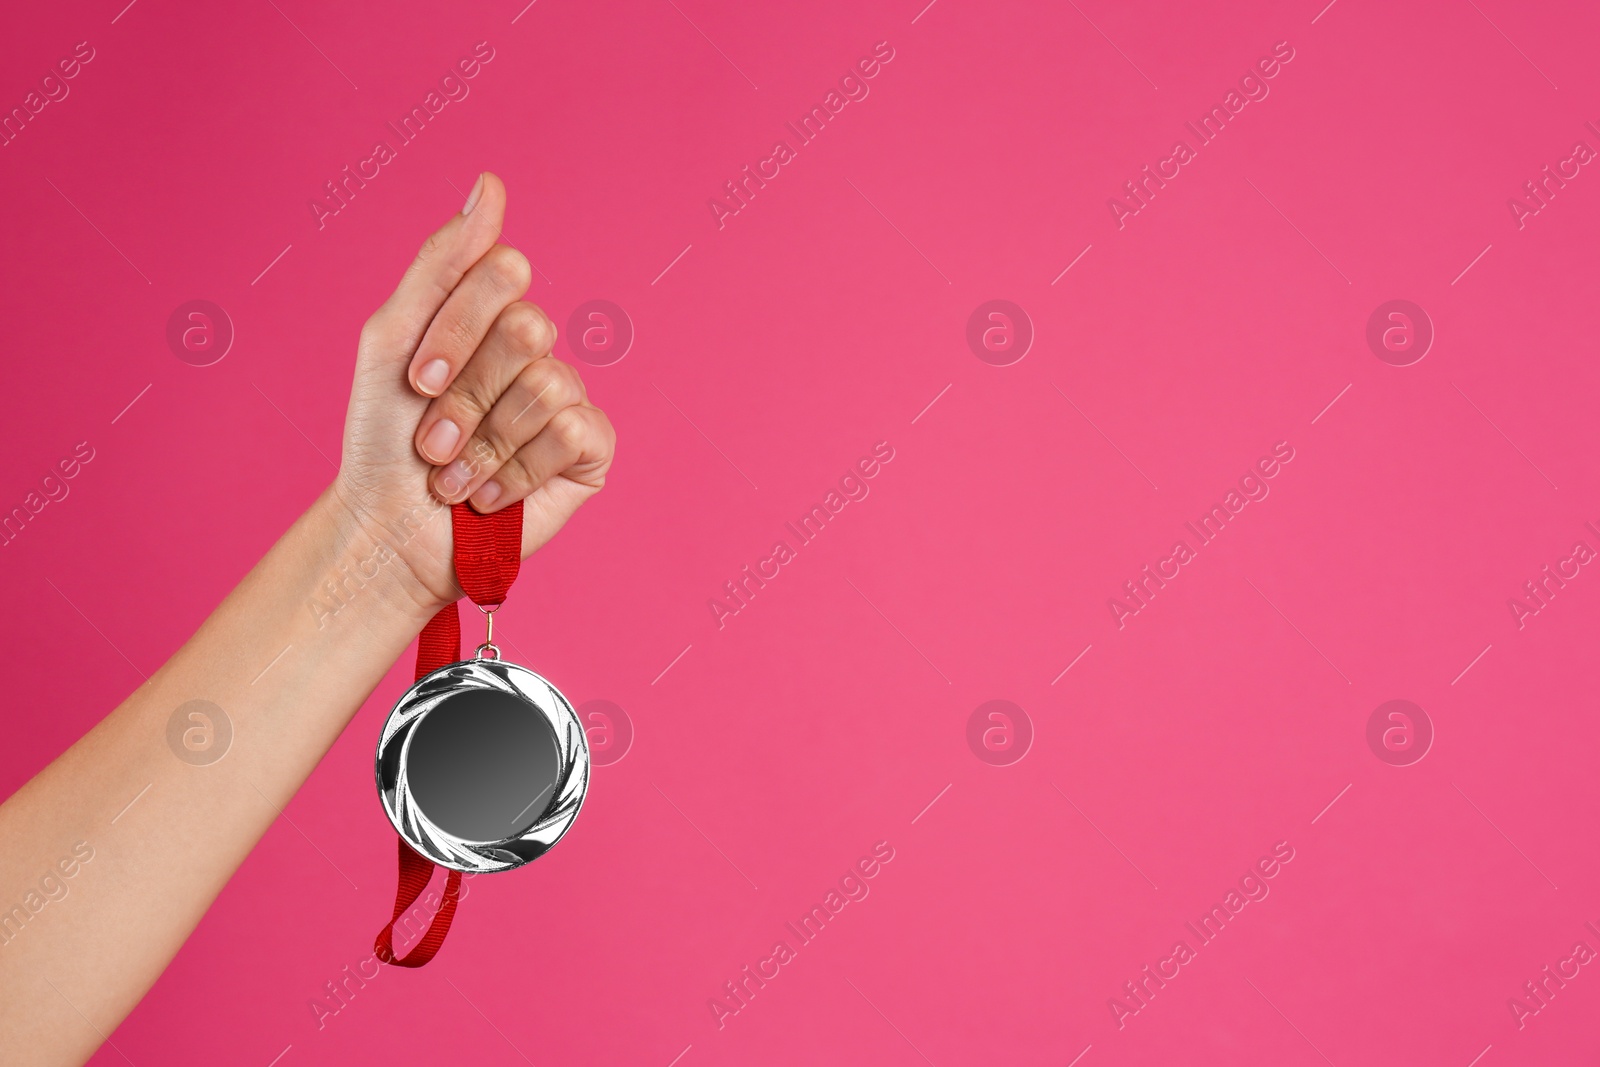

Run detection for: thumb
[[361, 172, 508, 367]]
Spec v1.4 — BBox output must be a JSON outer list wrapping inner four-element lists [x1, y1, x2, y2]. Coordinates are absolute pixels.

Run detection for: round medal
[[377, 648, 590, 873]]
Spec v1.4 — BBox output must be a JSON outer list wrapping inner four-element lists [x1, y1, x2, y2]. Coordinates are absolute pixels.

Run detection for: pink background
[[4, 0, 1600, 1063]]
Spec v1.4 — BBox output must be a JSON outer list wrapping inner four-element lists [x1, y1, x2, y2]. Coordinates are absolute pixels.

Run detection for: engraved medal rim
[[376, 657, 590, 874]]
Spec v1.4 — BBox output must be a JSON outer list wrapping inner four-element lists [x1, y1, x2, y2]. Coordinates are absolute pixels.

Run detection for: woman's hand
[[331, 173, 615, 615]]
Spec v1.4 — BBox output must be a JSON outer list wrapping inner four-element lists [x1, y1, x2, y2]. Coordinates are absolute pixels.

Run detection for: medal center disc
[[405, 689, 563, 843]]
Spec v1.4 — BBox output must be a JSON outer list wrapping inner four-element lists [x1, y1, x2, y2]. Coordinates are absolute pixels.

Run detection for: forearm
[[0, 488, 436, 1066]]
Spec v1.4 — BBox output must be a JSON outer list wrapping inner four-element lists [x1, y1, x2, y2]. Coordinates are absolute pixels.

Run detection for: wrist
[[312, 483, 450, 630]]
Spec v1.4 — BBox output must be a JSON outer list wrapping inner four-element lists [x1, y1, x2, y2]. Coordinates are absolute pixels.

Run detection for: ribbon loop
[[452, 500, 523, 607], [373, 839, 462, 968]]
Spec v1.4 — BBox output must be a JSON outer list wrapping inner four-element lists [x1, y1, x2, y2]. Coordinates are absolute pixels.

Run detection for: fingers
[[429, 353, 589, 504], [405, 243, 532, 400], [467, 405, 615, 515], [379, 173, 614, 542], [414, 300, 559, 466], [362, 172, 508, 360]]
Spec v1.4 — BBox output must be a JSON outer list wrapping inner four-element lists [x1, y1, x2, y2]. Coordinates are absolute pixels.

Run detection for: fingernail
[[420, 419, 461, 463], [462, 173, 484, 215], [472, 480, 502, 510], [436, 459, 473, 501], [416, 358, 450, 396]]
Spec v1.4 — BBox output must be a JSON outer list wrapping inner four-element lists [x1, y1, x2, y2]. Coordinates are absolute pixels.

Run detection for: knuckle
[[546, 361, 585, 408], [486, 245, 532, 292], [550, 407, 589, 454], [452, 374, 498, 425], [444, 312, 483, 356], [557, 359, 589, 403], [414, 231, 444, 268], [473, 394, 522, 459], [518, 359, 575, 413], [359, 311, 389, 347], [502, 302, 555, 355], [497, 451, 532, 490], [587, 407, 617, 466]]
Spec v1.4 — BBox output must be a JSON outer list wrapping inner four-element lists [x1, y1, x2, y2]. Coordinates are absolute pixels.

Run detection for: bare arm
[[0, 489, 433, 1063], [0, 174, 615, 1066]]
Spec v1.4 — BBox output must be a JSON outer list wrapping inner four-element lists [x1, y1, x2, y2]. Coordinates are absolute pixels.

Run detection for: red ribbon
[[374, 499, 523, 968]]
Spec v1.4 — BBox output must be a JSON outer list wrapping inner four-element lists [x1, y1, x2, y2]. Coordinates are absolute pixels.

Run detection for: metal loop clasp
[[473, 602, 502, 661]]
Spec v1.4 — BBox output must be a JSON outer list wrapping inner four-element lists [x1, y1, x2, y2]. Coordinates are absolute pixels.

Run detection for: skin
[[0, 173, 615, 1066]]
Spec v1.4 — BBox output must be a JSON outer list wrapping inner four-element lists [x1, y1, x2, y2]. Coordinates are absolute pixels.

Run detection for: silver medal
[[376, 613, 589, 874]]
